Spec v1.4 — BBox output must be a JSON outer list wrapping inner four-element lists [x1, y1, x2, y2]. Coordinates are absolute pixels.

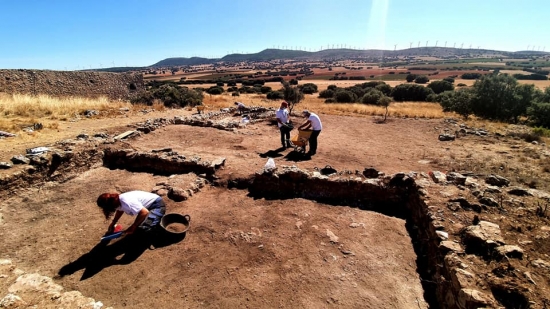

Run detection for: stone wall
[[0, 69, 144, 100]]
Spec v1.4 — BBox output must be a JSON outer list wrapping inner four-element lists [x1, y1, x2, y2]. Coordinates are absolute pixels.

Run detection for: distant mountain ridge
[[96, 48, 549, 72]]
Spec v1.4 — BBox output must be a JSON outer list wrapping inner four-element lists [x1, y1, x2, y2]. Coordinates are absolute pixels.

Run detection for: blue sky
[[0, 0, 548, 70]]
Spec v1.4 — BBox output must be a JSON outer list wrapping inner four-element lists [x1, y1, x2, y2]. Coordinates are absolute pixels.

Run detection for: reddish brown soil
[[2, 110, 550, 308]]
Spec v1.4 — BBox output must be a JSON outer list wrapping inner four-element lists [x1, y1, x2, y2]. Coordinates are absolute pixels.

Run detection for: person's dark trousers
[[280, 126, 291, 148], [308, 130, 321, 155]]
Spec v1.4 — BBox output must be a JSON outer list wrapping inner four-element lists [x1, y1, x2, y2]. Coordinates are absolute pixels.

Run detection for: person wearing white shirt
[[298, 110, 322, 156], [234, 101, 246, 115], [275, 101, 292, 148], [96, 191, 166, 235]]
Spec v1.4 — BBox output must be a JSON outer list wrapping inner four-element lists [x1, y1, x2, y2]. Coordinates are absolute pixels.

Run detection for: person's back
[[308, 113, 322, 131]]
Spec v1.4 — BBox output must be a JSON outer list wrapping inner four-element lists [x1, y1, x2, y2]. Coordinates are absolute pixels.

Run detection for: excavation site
[[1, 108, 549, 309]]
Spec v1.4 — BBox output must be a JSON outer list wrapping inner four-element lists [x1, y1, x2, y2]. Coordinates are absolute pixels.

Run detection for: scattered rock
[[10, 155, 30, 165], [485, 174, 510, 187], [531, 259, 550, 269], [326, 230, 339, 243], [362, 167, 379, 178], [507, 187, 533, 196], [0, 162, 13, 169], [0, 293, 26, 307], [495, 245, 524, 259], [524, 272, 536, 285], [484, 186, 502, 194], [463, 221, 504, 255], [151, 148, 173, 153], [0, 130, 17, 137], [446, 172, 466, 185], [320, 165, 337, 176], [436, 230, 449, 240], [447, 202, 461, 211], [167, 187, 189, 202], [83, 110, 99, 117], [479, 196, 499, 207], [464, 177, 479, 188], [113, 130, 136, 140], [439, 241, 464, 254], [439, 134, 455, 141], [457, 288, 493, 308], [452, 268, 476, 290], [430, 171, 447, 183], [93, 132, 109, 138], [136, 126, 151, 134]]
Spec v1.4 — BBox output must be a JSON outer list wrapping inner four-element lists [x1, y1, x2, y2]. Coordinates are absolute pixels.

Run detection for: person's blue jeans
[[140, 197, 166, 231]]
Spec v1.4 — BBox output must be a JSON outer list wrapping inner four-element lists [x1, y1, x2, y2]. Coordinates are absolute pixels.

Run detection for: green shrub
[[325, 98, 337, 103], [375, 83, 392, 96], [299, 83, 318, 94], [334, 90, 358, 103], [528, 102, 550, 128], [207, 86, 224, 95], [406, 74, 417, 82], [147, 83, 203, 107], [318, 89, 335, 99], [461, 72, 483, 79], [131, 91, 155, 105], [438, 89, 474, 119], [266, 91, 284, 100], [427, 80, 454, 94], [391, 84, 434, 101], [414, 75, 430, 84], [361, 89, 383, 104]]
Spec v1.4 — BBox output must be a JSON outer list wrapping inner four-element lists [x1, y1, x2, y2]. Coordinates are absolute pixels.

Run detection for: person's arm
[[299, 120, 312, 130], [124, 208, 149, 235], [108, 210, 124, 233]]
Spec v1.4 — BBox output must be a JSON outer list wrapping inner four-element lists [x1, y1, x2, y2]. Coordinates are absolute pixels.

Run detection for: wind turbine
[[435, 40, 438, 47], [426, 40, 429, 47], [444, 41, 447, 48], [394, 44, 397, 51], [410, 42, 413, 49], [417, 41, 420, 48], [453, 42, 456, 48], [460, 43, 464, 49]]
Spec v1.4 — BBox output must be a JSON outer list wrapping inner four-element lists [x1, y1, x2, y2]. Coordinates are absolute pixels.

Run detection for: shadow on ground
[[258, 148, 285, 158], [58, 231, 186, 280], [284, 151, 311, 162]]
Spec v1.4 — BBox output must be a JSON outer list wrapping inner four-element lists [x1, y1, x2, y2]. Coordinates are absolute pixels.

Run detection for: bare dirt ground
[[2, 109, 550, 308]]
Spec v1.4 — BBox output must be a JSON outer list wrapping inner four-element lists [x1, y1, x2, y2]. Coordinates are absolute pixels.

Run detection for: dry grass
[[0, 93, 132, 132], [203, 93, 453, 119]]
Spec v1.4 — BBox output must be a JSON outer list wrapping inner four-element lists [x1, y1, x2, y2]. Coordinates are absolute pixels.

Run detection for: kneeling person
[[97, 191, 166, 235]]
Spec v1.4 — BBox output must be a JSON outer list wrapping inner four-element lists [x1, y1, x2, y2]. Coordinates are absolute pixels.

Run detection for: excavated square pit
[[0, 167, 430, 308]]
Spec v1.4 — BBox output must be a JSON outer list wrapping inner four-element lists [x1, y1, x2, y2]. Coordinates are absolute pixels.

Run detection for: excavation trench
[[1, 145, 460, 308], [101, 149, 454, 308]]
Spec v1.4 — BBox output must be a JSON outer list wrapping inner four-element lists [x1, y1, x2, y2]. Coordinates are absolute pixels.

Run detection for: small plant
[[536, 201, 549, 218]]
